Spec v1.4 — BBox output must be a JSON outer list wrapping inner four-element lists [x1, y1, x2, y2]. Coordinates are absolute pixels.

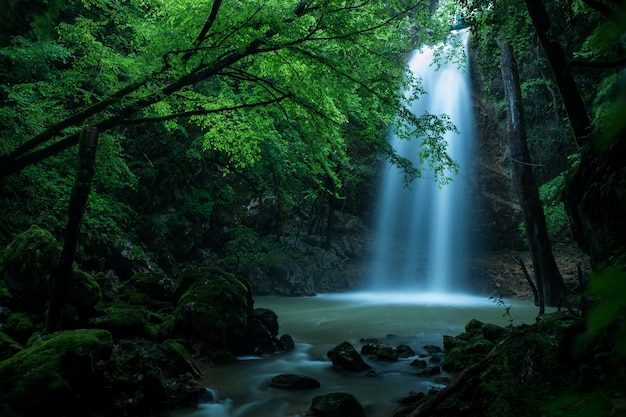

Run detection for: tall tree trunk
[[45, 126, 98, 333], [499, 42, 566, 308], [523, 0, 592, 148]]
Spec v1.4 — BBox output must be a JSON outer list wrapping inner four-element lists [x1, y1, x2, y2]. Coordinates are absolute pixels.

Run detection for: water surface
[[173, 294, 540, 417]]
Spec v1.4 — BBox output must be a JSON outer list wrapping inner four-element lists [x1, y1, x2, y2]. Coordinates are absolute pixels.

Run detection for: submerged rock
[[268, 374, 321, 390], [308, 392, 366, 417]]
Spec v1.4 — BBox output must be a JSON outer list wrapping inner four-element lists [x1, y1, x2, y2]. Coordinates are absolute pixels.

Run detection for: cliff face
[[468, 56, 524, 253]]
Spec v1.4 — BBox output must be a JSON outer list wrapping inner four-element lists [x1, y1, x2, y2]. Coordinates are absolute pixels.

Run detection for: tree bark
[[45, 126, 98, 334], [499, 42, 566, 307], [523, 0, 591, 148]]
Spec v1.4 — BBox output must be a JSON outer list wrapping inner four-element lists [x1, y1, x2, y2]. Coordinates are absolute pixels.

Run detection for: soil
[[470, 241, 592, 300]]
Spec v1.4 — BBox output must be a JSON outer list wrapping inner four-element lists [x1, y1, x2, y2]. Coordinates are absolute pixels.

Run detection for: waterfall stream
[[367, 29, 475, 295]]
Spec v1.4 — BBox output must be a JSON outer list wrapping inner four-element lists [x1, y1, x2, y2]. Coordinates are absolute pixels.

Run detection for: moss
[[0, 225, 61, 312], [67, 269, 102, 311], [0, 279, 11, 302], [5, 312, 36, 343], [173, 267, 249, 351], [0, 329, 113, 416], [89, 305, 158, 340], [0, 331, 22, 360]]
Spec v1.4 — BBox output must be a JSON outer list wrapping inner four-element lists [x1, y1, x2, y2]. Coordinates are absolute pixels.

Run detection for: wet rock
[[309, 392, 366, 417], [327, 341, 371, 372], [443, 335, 467, 351], [279, 334, 295, 351], [375, 344, 399, 361], [397, 344, 416, 358], [411, 359, 428, 369], [424, 344, 442, 354], [418, 366, 442, 376], [268, 374, 321, 390], [254, 308, 279, 336]]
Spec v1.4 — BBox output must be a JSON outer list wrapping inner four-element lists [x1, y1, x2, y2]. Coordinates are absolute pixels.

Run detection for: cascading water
[[367, 29, 476, 294]]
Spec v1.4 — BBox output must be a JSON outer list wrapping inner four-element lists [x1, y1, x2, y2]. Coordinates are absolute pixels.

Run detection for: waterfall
[[367, 29, 475, 294]]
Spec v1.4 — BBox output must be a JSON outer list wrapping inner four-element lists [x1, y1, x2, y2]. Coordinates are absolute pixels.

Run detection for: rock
[[0, 329, 113, 417], [465, 319, 506, 343], [360, 343, 378, 355], [423, 344, 442, 354], [309, 392, 366, 417], [397, 344, 416, 358], [254, 308, 279, 336], [280, 334, 295, 351], [411, 359, 428, 369], [89, 305, 160, 340], [268, 374, 321, 390], [418, 366, 442, 376], [119, 271, 177, 306], [375, 344, 399, 361], [0, 225, 60, 312], [67, 269, 102, 321], [327, 341, 371, 372], [173, 267, 249, 352], [4, 312, 36, 343], [443, 335, 467, 352]]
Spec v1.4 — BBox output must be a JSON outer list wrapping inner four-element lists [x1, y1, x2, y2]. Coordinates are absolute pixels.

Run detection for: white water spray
[[367, 29, 476, 295]]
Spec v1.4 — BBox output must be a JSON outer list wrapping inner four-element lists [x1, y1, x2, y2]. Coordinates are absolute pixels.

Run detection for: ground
[[471, 242, 592, 300]]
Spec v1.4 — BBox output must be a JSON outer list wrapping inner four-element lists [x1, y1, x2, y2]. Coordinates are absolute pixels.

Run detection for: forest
[[0, 0, 625, 416]]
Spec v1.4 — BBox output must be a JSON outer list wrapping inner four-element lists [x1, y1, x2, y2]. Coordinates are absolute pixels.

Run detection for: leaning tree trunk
[[45, 127, 98, 333], [499, 42, 566, 308], [523, 0, 591, 148]]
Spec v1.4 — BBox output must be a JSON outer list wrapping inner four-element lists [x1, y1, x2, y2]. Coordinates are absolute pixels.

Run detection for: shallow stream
[[171, 293, 541, 417]]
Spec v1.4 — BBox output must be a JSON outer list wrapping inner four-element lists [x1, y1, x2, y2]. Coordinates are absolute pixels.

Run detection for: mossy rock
[[173, 267, 249, 351], [89, 305, 159, 340], [0, 329, 113, 417], [4, 312, 36, 343], [119, 271, 177, 307], [0, 331, 22, 360], [0, 225, 61, 312], [67, 269, 102, 314]]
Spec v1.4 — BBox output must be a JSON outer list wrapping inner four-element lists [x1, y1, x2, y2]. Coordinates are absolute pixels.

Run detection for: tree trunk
[[523, 0, 591, 148], [499, 42, 566, 308], [45, 126, 98, 333]]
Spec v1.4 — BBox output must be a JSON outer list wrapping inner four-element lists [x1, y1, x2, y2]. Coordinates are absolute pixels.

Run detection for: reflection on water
[[171, 294, 540, 417]]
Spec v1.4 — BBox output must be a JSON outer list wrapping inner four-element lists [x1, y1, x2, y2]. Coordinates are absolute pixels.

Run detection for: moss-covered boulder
[[0, 329, 113, 417], [89, 305, 161, 340], [0, 225, 61, 312], [67, 269, 102, 319], [0, 331, 22, 360], [173, 267, 250, 352], [4, 312, 37, 343], [0, 225, 102, 321], [119, 271, 177, 308]]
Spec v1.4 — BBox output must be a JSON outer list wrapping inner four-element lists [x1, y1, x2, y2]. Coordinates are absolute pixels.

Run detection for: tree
[[500, 42, 567, 308], [0, 0, 456, 186]]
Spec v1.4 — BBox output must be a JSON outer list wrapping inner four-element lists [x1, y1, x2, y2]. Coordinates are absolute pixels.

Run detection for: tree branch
[[118, 94, 292, 125]]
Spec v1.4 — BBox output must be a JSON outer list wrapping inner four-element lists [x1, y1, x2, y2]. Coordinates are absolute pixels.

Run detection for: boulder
[[89, 305, 160, 340], [0, 331, 22, 361], [327, 342, 371, 372], [309, 392, 366, 417], [0, 329, 113, 417], [173, 267, 249, 352], [268, 374, 321, 390], [119, 271, 177, 307], [0, 225, 60, 312]]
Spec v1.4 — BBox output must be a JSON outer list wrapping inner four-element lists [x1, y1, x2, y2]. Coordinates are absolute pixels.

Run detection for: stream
[[171, 292, 541, 417]]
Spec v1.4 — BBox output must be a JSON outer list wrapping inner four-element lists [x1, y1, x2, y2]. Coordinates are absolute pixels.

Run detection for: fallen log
[[407, 343, 500, 417]]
